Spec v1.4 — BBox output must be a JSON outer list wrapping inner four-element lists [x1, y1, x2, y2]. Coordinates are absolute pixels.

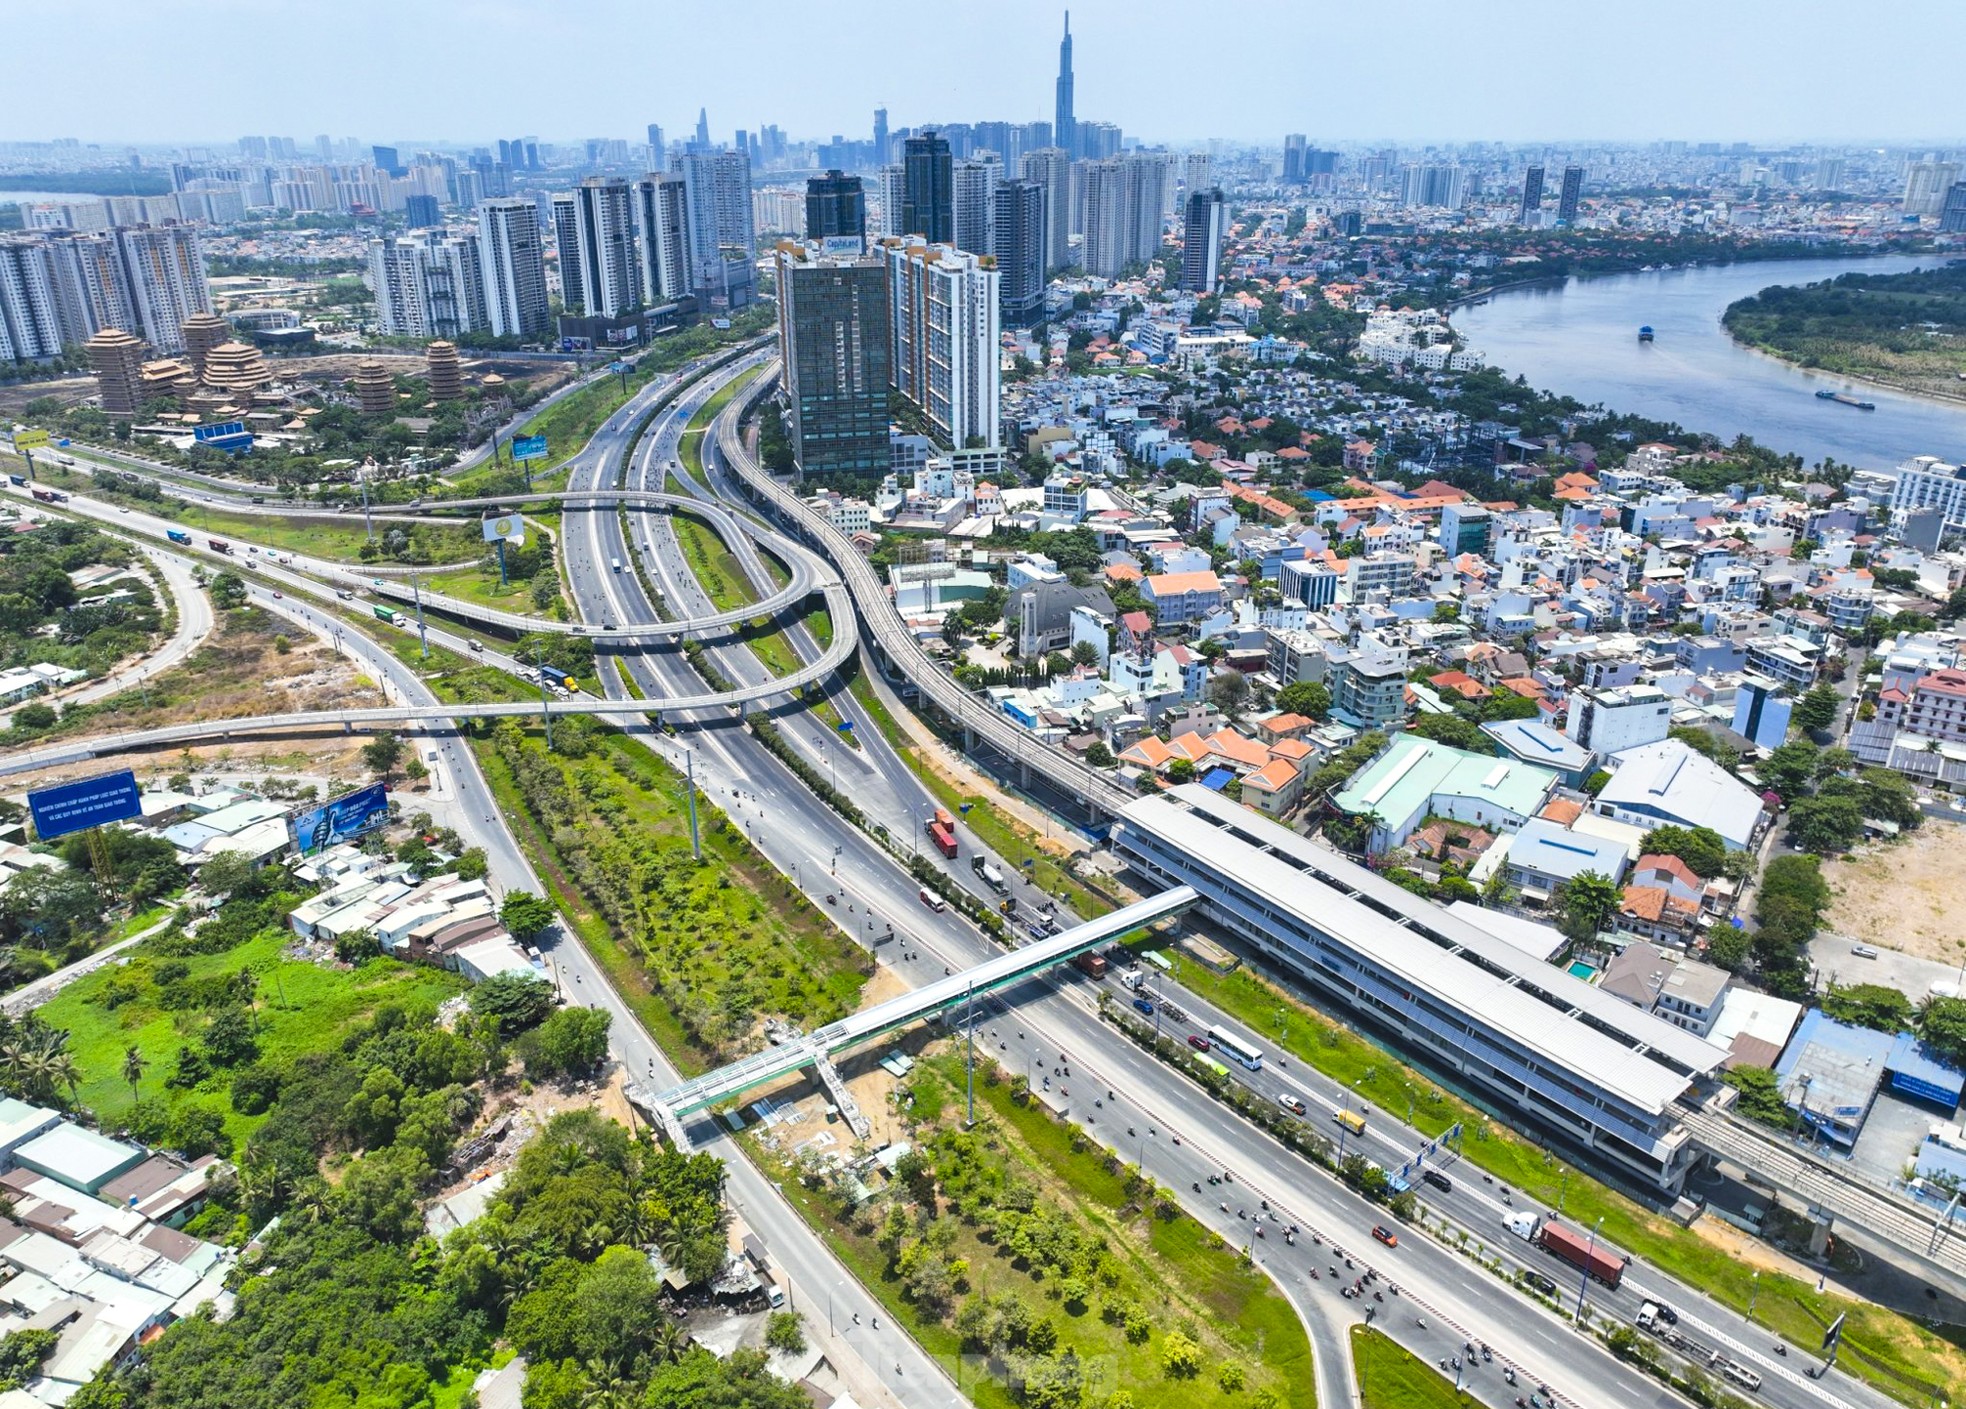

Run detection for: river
[[1450, 253, 1966, 470]]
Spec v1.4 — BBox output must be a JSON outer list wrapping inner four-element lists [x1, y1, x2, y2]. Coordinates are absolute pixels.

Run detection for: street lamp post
[[1747, 1270, 1759, 1323], [1573, 1215, 1605, 1326]]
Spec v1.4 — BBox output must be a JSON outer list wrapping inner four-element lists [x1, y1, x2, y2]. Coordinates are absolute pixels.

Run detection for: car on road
[[1132, 997, 1155, 1017], [1371, 1225, 1398, 1248], [1422, 1169, 1453, 1192], [1277, 1093, 1308, 1116], [1187, 1034, 1212, 1052], [1851, 943, 1879, 958], [1524, 1272, 1558, 1296]]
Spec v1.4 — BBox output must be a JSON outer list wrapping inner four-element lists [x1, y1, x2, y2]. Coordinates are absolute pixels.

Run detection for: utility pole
[[359, 469, 374, 542], [531, 641, 554, 752], [409, 572, 428, 659], [964, 982, 976, 1127], [1574, 1215, 1605, 1326], [685, 750, 702, 860]]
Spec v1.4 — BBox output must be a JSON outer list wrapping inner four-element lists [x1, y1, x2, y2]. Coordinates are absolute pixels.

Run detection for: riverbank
[[1727, 334, 1966, 410], [1451, 252, 1966, 469]]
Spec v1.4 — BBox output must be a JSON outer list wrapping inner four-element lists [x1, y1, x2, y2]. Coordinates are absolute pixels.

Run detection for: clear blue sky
[[8, 0, 1963, 148]]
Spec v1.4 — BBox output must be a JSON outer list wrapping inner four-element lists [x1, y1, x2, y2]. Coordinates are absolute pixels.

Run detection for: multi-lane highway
[[8, 349, 1924, 1409]]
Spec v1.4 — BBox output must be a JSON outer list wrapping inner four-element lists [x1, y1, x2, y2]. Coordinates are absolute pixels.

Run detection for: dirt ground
[[1820, 822, 1966, 964]]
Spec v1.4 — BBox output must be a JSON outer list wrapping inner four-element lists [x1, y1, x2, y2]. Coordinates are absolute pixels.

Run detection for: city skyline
[[5, 0, 1964, 147]]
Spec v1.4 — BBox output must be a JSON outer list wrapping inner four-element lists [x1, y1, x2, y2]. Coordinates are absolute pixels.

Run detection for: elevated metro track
[[709, 362, 1136, 820]]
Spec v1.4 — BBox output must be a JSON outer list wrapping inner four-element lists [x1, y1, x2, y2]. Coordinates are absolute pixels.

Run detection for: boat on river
[[1815, 388, 1876, 411]]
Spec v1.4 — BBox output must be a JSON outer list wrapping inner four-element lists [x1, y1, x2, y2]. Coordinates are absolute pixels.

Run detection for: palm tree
[[47, 1053, 80, 1111], [578, 1359, 633, 1409], [647, 1318, 687, 1367], [122, 1046, 147, 1106]]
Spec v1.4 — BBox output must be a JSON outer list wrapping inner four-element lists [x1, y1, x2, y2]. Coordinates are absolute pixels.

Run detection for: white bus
[[1207, 1025, 1264, 1072]]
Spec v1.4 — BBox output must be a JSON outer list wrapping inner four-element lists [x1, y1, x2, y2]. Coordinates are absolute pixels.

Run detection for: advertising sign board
[[291, 781, 392, 854], [27, 769, 141, 841]]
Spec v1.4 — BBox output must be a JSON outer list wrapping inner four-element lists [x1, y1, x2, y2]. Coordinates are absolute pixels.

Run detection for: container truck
[[1072, 951, 1108, 979], [971, 854, 1007, 892], [6, 475, 24, 486], [373, 605, 405, 626], [926, 807, 958, 858], [1536, 1220, 1623, 1289], [165, 529, 192, 545], [207, 537, 231, 554]]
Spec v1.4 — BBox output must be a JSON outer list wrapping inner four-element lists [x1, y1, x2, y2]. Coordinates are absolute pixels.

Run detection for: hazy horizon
[[5, 0, 1964, 150]]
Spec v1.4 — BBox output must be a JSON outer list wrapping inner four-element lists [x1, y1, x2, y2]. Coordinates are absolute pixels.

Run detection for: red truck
[[1072, 951, 1108, 979], [926, 807, 958, 859], [1536, 1221, 1623, 1289]]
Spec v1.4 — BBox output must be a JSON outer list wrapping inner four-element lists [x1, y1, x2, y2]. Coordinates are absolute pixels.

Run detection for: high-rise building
[[0, 238, 77, 361], [116, 224, 211, 352], [1399, 163, 1467, 210], [875, 166, 907, 239], [178, 310, 228, 381], [1905, 161, 1963, 217], [559, 177, 640, 318], [952, 160, 998, 256], [87, 328, 146, 416], [993, 179, 1046, 326], [1020, 147, 1072, 276], [1519, 165, 1545, 224], [693, 108, 712, 150], [902, 131, 954, 242], [872, 108, 889, 166], [804, 170, 865, 247], [632, 173, 694, 303], [1079, 153, 1166, 278], [477, 198, 550, 339], [646, 124, 664, 163], [1184, 152, 1214, 196], [369, 232, 488, 338], [676, 148, 756, 306], [1941, 182, 1966, 235], [774, 242, 892, 479], [883, 238, 1000, 450], [404, 193, 441, 228], [1180, 187, 1227, 293], [372, 145, 402, 176], [1055, 11, 1076, 158], [1079, 122, 1121, 161], [1283, 134, 1307, 185], [1557, 165, 1584, 224]]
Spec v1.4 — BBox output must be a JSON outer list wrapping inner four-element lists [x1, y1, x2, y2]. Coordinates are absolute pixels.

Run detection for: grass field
[[1173, 960, 1966, 1404], [171, 503, 477, 564], [1352, 1327, 1468, 1409], [765, 1051, 1314, 1409], [37, 928, 467, 1147]]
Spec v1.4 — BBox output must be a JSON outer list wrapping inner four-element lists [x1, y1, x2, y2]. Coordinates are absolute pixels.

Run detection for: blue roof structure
[[1201, 767, 1236, 791], [1887, 1033, 1965, 1110]]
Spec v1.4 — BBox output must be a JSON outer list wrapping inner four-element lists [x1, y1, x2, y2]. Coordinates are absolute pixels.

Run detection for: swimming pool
[[1568, 961, 1598, 982]]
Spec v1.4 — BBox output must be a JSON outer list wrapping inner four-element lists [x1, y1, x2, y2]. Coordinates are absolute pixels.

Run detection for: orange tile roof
[[1539, 797, 1585, 825], [1243, 757, 1302, 793]]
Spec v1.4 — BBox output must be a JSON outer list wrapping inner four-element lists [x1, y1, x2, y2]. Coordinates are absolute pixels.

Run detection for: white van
[[467, 639, 484, 654]]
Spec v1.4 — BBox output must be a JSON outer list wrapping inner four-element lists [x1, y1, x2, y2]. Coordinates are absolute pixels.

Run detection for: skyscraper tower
[[1181, 188, 1227, 293], [1055, 12, 1075, 160], [993, 179, 1046, 326], [1283, 134, 1307, 185], [694, 108, 711, 150], [1557, 164, 1584, 224], [478, 197, 551, 339], [1520, 165, 1545, 224], [1020, 147, 1072, 276], [774, 243, 891, 479], [562, 177, 641, 318], [873, 108, 889, 166], [902, 131, 954, 243], [805, 170, 866, 247], [633, 173, 693, 302]]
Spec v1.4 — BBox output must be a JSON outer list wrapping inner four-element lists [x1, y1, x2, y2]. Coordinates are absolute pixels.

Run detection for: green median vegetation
[[763, 1050, 1313, 1409], [1352, 1327, 1468, 1409], [1170, 958, 1966, 1404]]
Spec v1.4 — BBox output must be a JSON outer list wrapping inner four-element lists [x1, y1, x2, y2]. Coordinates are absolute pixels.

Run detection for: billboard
[[512, 434, 548, 463], [482, 513, 527, 545], [28, 769, 141, 841], [291, 781, 392, 854], [193, 421, 246, 443], [819, 236, 865, 257], [10, 428, 50, 452]]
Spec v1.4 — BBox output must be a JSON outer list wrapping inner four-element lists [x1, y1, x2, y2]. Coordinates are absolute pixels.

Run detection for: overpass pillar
[[1803, 1206, 1835, 1259]]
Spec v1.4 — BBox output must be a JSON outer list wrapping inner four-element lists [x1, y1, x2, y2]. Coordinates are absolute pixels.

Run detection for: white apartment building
[[368, 233, 488, 339], [631, 174, 693, 304], [477, 198, 550, 339], [883, 238, 1000, 450], [1889, 456, 1966, 538], [1565, 683, 1672, 756]]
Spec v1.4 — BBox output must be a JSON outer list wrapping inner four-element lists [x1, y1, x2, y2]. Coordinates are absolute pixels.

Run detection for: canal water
[[1451, 253, 1966, 470]]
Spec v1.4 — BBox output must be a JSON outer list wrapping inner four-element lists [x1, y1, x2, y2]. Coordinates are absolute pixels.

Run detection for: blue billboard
[[291, 781, 392, 854], [28, 769, 141, 841], [512, 434, 548, 463]]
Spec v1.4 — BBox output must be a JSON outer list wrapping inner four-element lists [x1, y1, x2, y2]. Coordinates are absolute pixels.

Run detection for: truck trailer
[[1536, 1220, 1623, 1289]]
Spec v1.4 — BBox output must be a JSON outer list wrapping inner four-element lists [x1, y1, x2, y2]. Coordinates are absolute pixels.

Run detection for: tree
[[1637, 825, 1728, 879], [765, 1310, 807, 1354], [361, 732, 404, 776], [1084, 741, 1116, 768], [1793, 682, 1841, 735], [500, 890, 557, 940], [1408, 710, 1489, 752], [0, 1328, 58, 1391], [1207, 670, 1251, 717], [470, 972, 557, 1035], [1723, 1066, 1797, 1130], [1919, 996, 1966, 1067], [336, 1143, 430, 1241], [1786, 794, 1863, 853], [1160, 1328, 1203, 1380], [1557, 871, 1620, 943], [1167, 758, 1196, 784], [573, 1245, 666, 1369], [121, 1045, 146, 1106], [1275, 680, 1331, 720], [1758, 739, 1819, 803], [516, 1007, 612, 1079], [1820, 983, 1914, 1033]]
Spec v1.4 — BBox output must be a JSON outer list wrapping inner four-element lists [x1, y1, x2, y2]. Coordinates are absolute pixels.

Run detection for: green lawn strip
[[675, 366, 761, 493], [758, 1052, 1311, 1409], [450, 697, 869, 1072], [173, 503, 476, 563], [1352, 1326, 1469, 1409], [36, 928, 467, 1147], [421, 562, 554, 614], [1174, 962, 1965, 1401]]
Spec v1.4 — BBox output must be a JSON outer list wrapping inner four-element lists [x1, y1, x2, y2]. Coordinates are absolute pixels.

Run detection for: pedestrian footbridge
[[646, 887, 1197, 1145]]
